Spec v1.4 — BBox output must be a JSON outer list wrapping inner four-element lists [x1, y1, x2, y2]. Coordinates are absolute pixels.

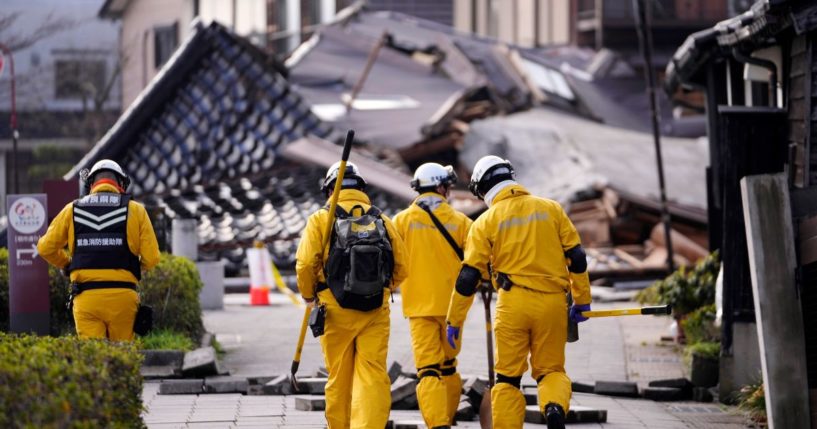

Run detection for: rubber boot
[[545, 403, 565, 429]]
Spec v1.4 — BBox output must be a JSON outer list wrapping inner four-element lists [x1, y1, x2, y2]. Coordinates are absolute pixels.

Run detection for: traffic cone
[[247, 241, 271, 305]]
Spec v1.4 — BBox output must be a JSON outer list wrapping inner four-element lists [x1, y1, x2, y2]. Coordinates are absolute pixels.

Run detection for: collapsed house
[[460, 107, 708, 281], [63, 21, 413, 274], [2, 5, 711, 279]]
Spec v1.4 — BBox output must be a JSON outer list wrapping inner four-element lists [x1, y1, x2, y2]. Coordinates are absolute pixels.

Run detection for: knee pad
[[565, 245, 587, 273], [455, 265, 481, 296], [441, 358, 456, 376], [418, 364, 442, 380], [496, 373, 522, 389]]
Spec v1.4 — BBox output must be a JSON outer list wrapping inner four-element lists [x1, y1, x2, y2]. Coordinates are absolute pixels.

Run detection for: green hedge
[[636, 251, 720, 317], [0, 333, 144, 428], [1, 252, 204, 340], [140, 253, 204, 341]]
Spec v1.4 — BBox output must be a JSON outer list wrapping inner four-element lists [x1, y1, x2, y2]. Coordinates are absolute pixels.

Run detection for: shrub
[[1, 252, 204, 340], [738, 381, 767, 426], [636, 250, 720, 317], [0, 332, 144, 428], [139, 329, 195, 351], [681, 304, 719, 345], [140, 253, 204, 341], [687, 341, 720, 360]]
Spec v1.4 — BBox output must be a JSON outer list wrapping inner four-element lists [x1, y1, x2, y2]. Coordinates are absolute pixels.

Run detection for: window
[[55, 60, 107, 99], [154, 23, 179, 69]]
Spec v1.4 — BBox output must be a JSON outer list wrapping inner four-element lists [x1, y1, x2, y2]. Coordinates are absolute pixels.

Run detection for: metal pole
[[632, 0, 675, 272], [0, 44, 19, 194]]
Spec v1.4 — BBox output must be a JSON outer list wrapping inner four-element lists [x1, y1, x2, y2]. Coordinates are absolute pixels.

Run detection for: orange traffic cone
[[247, 241, 270, 305]]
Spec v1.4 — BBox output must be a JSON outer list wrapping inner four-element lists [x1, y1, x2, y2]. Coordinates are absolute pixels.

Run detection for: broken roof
[[665, 0, 816, 92], [461, 108, 708, 222], [286, 25, 470, 151], [61, 21, 410, 271]]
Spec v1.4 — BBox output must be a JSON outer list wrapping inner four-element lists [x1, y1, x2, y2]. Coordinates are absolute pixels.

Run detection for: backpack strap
[[417, 202, 464, 261], [365, 206, 382, 217]]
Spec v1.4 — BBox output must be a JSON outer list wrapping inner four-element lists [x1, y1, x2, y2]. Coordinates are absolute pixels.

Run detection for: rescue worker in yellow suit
[[392, 163, 472, 429], [296, 161, 409, 429], [37, 159, 161, 341], [445, 156, 592, 429]]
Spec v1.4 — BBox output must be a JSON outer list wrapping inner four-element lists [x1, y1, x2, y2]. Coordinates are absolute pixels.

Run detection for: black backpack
[[324, 205, 394, 311]]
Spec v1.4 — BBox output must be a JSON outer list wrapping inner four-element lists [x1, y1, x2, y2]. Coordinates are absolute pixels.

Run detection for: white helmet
[[320, 161, 367, 194], [410, 163, 457, 191], [86, 159, 130, 190], [469, 155, 515, 199]]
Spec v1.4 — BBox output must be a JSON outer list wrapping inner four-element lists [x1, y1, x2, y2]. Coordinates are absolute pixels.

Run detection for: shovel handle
[[291, 130, 355, 384], [582, 305, 671, 318]]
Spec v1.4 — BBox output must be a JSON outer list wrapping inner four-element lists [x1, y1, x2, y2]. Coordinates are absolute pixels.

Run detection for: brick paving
[[142, 293, 751, 428]]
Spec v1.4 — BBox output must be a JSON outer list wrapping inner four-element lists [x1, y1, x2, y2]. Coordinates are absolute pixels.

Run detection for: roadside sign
[[7, 194, 50, 335], [0, 52, 4, 79]]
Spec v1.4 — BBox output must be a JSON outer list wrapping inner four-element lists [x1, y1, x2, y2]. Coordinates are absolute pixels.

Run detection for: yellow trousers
[[492, 286, 571, 429], [73, 289, 139, 341], [318, 289, 392, 429], [409, 316, 462, 427]]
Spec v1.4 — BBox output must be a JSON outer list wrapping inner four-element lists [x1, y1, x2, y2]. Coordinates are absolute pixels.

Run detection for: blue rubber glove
[[446, 325, 460, 349], [570, 304, 591, 323]]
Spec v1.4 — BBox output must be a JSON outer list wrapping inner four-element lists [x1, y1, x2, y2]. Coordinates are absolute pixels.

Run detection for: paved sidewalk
[[142, 293, 751, 428]]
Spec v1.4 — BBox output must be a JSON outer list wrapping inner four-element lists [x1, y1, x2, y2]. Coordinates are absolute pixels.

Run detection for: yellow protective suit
[[393, 193, 471, 427], [446, 184, 591, 429], [37, 182, 160, 341], [296, 189, 409, 429]]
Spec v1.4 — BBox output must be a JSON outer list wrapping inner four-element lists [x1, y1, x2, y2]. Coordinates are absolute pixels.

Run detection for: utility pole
[[0, 43, 20, 194], [632, 0, 675, 272]]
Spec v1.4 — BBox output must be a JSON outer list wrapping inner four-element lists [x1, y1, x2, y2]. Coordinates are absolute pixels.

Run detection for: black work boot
[[431, 426, 451, 429], [544, 402, 566, 429]]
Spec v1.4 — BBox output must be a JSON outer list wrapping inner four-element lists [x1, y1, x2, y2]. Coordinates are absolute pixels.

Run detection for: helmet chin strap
[[484, 180, 516, 207]]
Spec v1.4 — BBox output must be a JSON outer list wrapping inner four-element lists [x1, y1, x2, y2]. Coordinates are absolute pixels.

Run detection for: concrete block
[[294, 395, 326, 411], [388, 361, 403, 384], [159, 379, 204, 395], [314, 367, 329, 378], [391, 376, 417, 404], [648, 378, 693, 394], [141, 365, 181, 379], [463, 377, 488, 408], [571, 380, 594, 393], [246, 385, 264, 396], [182, 347, 218, 377], [565, 405, 608, 423], [246, 375, 280, 385], [392, 421, 426, 429], [172, 219, 198, 261], [197, 260, 224, 310], [296, 377, 327, 395], [455, 399, 476, 421], [693, 386, 714, 403], [524, 405, 545, 424], [522, 386, 537, 405], [204, 376, 249, 394], [263, 374, 293, 395], [142, 350, 185, 367], [594, 380, 639, 397], [642, 386, 687, 401], [392, 393, 419, 410]]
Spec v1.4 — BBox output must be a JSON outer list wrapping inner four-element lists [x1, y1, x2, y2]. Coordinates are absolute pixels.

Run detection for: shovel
[[478, 285, 495, 429], [290, 129, 355, 392]]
